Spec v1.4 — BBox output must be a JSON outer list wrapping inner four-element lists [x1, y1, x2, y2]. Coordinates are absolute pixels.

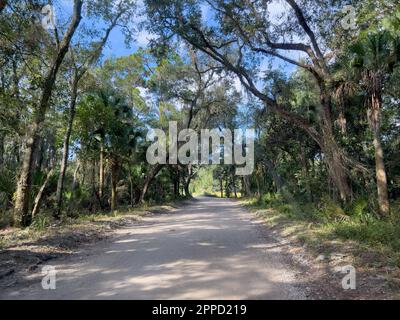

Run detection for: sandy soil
[[0, 197, 306, 300]]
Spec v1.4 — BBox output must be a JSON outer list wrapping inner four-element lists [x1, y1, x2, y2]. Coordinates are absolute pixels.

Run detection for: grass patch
[[243, 194, 400, 268], [0, 198, 187, 250]]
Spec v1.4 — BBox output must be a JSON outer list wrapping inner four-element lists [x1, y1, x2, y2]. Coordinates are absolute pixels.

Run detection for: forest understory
[[243, 196, 400, 299]]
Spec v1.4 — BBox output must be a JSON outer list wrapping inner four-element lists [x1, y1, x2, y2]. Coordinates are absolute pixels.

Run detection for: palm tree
[[77, 88, 144, 212], [348, 31, 400, 216]]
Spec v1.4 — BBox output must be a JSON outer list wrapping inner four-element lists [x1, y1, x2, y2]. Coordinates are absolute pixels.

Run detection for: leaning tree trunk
[[109, 156, 120, 212], [31, 169, 54, 218], [173, 177, 179, 198], [14, 0, 83, 227], [322, 140, 352, 202], [99, 141, 105, 199], [232, 172, 238, 198], [54, 73, 78, 219], [15, 121, 44, 226], [129, 176, 141, 207], [184, 180, 191, 198], [139, 164, 164, 203], [318, 89, 352, 202], [242, 176, 251, 197], [183, 165, 194, 198], [369, 92, 390, 216], [0, 132, 4, 166], [110, 176, 117, 212], [270, 94, 353, 202], [171, 166, 180, 198], [67, 162, 80, 215]]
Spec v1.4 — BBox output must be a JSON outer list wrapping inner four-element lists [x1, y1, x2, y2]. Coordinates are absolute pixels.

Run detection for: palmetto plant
[[77, 88, 145, 212], [347, 31, 400, 216]]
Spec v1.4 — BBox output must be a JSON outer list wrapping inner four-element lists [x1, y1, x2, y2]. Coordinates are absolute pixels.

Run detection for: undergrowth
[[243, 193, 400, 267]]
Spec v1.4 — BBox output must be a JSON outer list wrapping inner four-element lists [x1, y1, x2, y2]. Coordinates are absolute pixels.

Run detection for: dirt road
[[0, 197, 305, 300]]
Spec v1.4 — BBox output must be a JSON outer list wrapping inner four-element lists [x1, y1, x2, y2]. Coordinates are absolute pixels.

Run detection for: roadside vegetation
[[0, 199, 187, 250], [244, 195, 400, 267]]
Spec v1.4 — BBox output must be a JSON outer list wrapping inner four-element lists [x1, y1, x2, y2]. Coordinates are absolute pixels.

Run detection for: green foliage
[[31, 215, 50, 231], [247, 192, 400, 266], [334, 220, 400, 253], [190, 167, 215, 196], [0, 210, 14, 229], [382, 6, 400, 35], [317, 196, 347, 220], [0, 169, 15, 202], [349, 197, 369, 217]]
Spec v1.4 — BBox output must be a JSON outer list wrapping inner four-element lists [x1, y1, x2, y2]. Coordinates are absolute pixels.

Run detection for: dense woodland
[[0, 0, 399, 236]]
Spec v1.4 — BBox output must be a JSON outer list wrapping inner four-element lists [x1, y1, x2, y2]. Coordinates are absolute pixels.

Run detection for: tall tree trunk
[[183, 165, 193, 198], [232, 173, 238, 198], [373, 134, 389, 215], [67, 162, 80, 214], [36, 140, 45, 172], [129, 175, 135, 207], [173, 178, 178, 197], [300, 146, 312, 202], [172, 168, 180, 198], [256, 175, 261, 200], [369, 93, 390, 216], [139, 164, 163, 203], [110, 166, 118, 212], [54, 73, 78, 219], [99, 141, 105, 199], [242, 176, 251, 197], [323, 143, 352, 202], [272, 100, 352, 202], [184, 180, 191, 198], [0, 132, 4, 166], [317, 89, 352, 202], [14, 0, 83, 227], [177, 170, 180, 197], [90, 160, 104, 211], [91, 160, 96, 212]]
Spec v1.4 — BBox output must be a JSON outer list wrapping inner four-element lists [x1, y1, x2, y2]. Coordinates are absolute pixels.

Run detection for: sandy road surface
[[0, 197, 305, 300]]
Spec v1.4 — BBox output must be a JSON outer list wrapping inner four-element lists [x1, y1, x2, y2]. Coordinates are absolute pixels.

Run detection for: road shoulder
[[242, 200, 399, 300]]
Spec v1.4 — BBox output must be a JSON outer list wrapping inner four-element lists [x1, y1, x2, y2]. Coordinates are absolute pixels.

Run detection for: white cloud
[[136, 30, 156, 48], [267, 0, 290, 22]]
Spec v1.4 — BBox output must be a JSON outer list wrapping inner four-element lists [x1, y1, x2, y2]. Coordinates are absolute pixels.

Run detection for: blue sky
[[56, 0, 150, 58], [55, 0, 301, 96], [55, 0, 302, 64]]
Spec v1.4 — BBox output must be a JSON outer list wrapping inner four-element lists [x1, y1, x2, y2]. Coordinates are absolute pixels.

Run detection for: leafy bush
[[317, 196, 347, 220], [0, 210, 14, 229], [349, 197, 369, 217], [31, 215, 50, 231], [334, 220, 400, 252]]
